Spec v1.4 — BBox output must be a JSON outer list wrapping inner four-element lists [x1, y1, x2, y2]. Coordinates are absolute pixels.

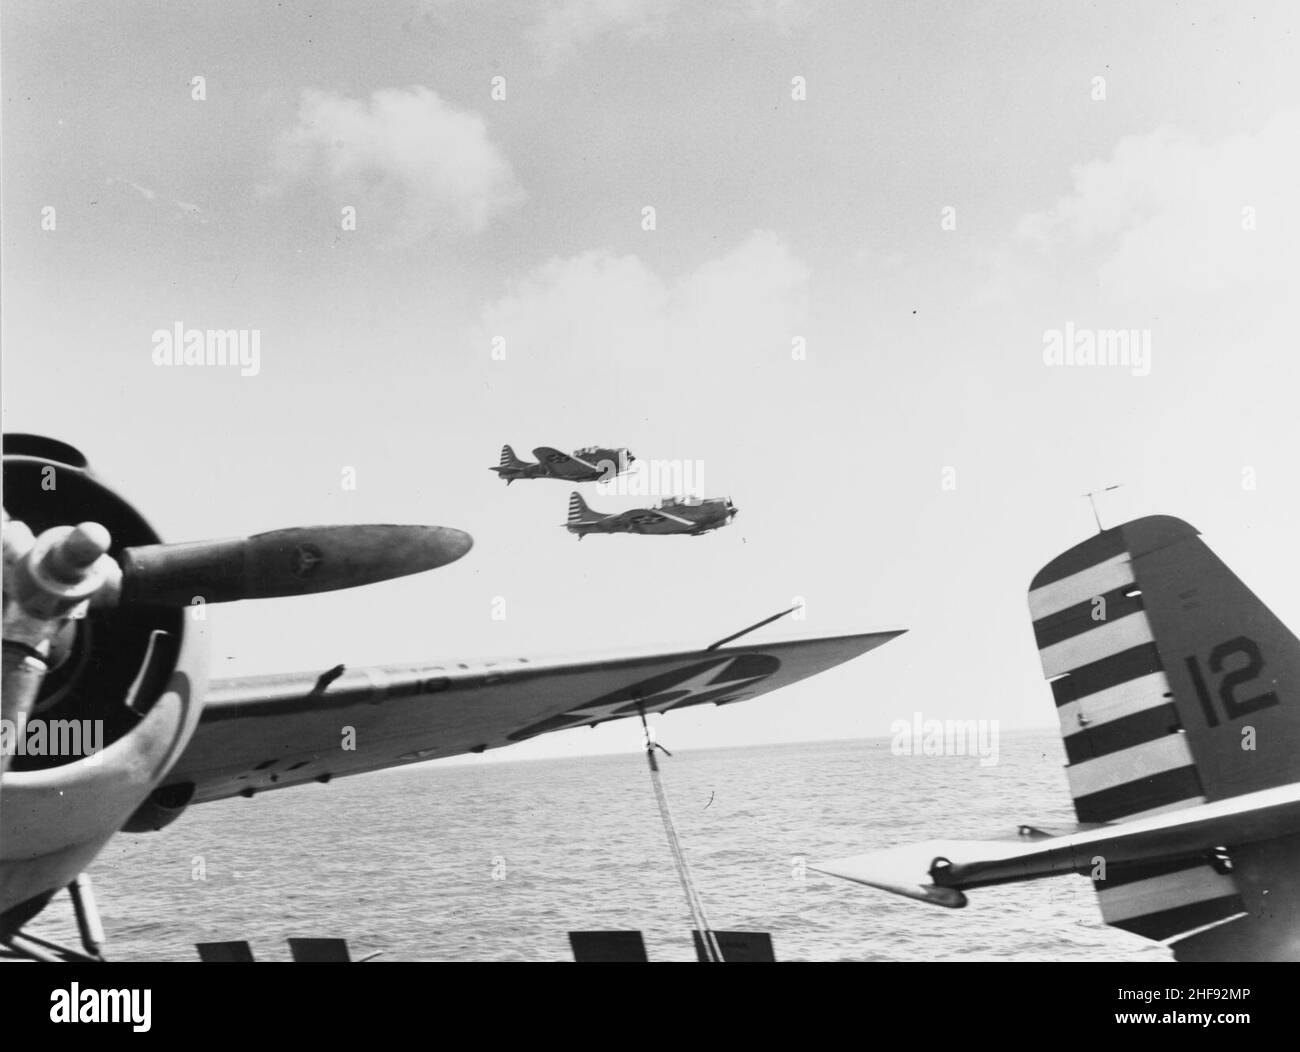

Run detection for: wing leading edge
[[533, 447, 597, 475], [165, 630, 904, 805]]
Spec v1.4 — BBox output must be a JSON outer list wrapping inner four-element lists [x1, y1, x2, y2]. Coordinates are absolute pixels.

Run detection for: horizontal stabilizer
[[815, 780, 1300, 910], [812, 839, 1066, 908]]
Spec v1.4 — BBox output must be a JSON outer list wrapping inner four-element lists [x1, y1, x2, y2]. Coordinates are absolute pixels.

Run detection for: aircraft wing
[[640, 507, 694, 526], [611, 507, 692, 530], [532, 446, 598, 476], [166, 630, 904, 805]]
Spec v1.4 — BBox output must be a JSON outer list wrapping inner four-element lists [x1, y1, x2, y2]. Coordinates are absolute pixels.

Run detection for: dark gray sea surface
[[59, 730, 1169, 961]]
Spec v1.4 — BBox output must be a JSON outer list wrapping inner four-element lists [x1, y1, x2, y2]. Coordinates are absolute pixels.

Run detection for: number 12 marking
[[1185, 635, 1279, 727]]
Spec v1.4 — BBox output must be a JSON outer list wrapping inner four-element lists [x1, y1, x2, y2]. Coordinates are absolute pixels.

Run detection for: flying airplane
[[0, 433, 901, 961], [490, 444, 635, 484], [565, 492, 738, 539], [814, 514, 1300, 962]]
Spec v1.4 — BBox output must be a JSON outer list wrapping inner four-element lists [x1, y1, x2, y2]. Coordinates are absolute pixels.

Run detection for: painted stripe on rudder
[[1066, 732, 1196, 798], [1040, 612, 1154, 679], [1062, 703, 1183, 764], [1051, 644, 1164, 707], [1073, 766, 1203, 823], [1108, 895, 1247, 941], [1030, 529, 1126, 590], [1032, 585, 1146, 650], [1057, 670, 1173, 734], [1029, 552, 1134, 621], [1097, 864, 1240, 925]]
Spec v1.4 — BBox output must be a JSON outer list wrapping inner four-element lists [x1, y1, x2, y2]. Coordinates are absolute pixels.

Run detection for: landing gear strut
[[1, 874, 107, 962]]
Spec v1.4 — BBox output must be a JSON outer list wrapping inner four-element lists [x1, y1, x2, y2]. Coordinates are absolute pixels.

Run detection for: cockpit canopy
[[575, 445, 633, 461]]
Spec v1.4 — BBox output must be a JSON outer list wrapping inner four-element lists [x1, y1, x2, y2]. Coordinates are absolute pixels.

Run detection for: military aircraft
[[490, 444, 635, 484], [814, 514, 1300, 962], [0, 433, 902, 961], [565, 492, 738, 539]]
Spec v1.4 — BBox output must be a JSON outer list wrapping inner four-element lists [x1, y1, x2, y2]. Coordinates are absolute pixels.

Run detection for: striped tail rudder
[[567, 491, 590, 524], [1029, 520, 1294, 941], [1029, 527, 1201, 825], [815, 513, 1300, 958]]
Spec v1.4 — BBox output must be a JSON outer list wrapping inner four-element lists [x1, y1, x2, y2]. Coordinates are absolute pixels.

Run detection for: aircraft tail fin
[[1027, 515, 1300, 949], [567, 491, 598, 525], [1029, 516, 1300, 821], [819, 516, 1300, 960], [500, 444, 524, 468]]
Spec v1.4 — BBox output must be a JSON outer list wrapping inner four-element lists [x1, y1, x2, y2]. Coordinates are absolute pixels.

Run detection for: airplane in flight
[[490, 444, 635, 484], [565, 492, 739, 539], [0, 433, 902, 961], [814, 514, 1300, 962]]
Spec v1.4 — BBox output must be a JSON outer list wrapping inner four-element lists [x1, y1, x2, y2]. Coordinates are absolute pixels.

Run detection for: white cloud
[[1015, 109, 1300, 300], [530, 0, 675, 66], [266, 86, 522, 239], [106, 177, 156, 201], [478, 230, 810, 371], [106, 177, 210, 223], [529, 0, 810, 69]]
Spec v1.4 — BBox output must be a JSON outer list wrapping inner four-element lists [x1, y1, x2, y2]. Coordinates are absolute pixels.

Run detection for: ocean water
[[45, 730, 1170, 962]]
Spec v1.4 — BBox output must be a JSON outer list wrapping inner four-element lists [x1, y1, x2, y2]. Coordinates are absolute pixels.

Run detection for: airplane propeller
[[1, 515, 473, 776], [108, 524, 473, 608], [6, 519, 474, 611]]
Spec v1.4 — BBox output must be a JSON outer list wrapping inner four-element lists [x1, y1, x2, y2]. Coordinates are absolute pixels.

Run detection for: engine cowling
[[1, 435, 209, 934]]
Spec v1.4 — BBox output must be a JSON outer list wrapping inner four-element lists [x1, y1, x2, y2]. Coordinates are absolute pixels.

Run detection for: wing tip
[[810, 857, 968, 908]]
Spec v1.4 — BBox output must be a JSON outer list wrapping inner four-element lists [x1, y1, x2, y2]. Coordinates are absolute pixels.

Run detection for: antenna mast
[[1082, 484, 1123, 533]]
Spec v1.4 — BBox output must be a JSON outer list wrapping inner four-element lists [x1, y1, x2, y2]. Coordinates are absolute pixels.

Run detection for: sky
[[4, 0, 1300, 762]]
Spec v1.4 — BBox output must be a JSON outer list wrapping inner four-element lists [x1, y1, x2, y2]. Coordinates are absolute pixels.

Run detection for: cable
[[639, 707, 724, 962]]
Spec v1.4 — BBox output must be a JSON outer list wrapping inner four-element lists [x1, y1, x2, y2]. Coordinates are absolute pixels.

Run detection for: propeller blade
[[117, 524, 473, 607]]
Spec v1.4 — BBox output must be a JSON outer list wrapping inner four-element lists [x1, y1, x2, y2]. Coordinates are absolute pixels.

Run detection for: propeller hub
[[5, 521, 120, 623]]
